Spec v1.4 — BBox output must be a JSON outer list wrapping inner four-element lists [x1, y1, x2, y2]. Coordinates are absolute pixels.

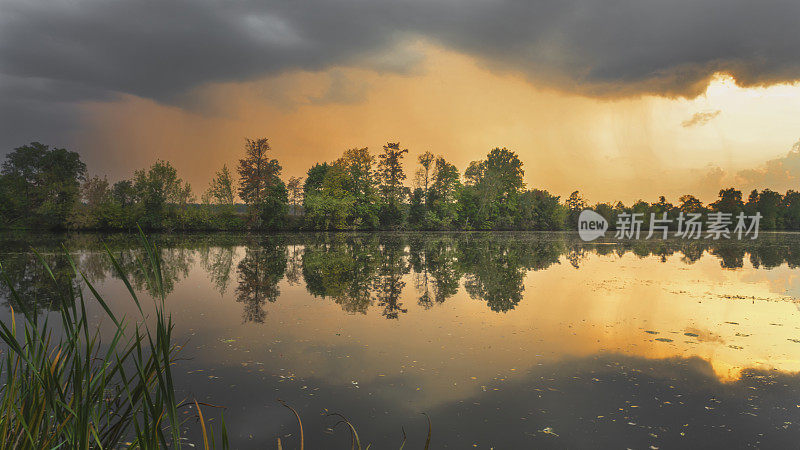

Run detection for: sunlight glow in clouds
[[4, 0, 800, 204], [72, 44, 800, 205]]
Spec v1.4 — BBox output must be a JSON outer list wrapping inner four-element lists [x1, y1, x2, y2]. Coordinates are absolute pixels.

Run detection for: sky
[[2, 0, 800, 204]]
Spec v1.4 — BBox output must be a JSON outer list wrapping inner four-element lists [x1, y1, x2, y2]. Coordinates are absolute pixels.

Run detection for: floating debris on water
[[540, 427, 559, 437]]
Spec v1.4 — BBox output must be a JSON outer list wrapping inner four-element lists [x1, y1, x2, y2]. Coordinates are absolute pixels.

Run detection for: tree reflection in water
[[234, 238, 287, 323], [6, 232, 800, 320], [200, 244, 235, 296], [302, 234, 377, 314], [373, 235, 409, 319]]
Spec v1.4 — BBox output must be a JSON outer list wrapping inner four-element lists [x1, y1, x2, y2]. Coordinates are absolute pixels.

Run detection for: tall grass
[[0, 229, 183, 449]]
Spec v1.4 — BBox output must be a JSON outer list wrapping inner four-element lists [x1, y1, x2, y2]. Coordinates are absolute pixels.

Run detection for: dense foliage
[[2, 139, 799, 231], [0, 142, 86, 229]]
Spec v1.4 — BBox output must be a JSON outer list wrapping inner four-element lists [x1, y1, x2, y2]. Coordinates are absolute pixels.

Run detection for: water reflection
[[302, 235, 379, 315], [5, 232, 800, 318], [199, 244, 235, 296], [0, 251, 77, 313], [235, 238, 287, 323], [427, 354, 800, 448], [3, 232, 800, 447]]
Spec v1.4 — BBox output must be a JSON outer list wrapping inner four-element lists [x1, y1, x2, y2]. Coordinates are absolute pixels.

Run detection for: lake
[[2, 231, 800, 448]]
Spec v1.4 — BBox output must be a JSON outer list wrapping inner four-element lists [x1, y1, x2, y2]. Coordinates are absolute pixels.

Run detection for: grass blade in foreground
[[0, 234, 182, 449]]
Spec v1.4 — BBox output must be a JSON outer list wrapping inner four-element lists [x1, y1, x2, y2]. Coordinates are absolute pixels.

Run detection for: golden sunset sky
[[2, 1, 800, 204]]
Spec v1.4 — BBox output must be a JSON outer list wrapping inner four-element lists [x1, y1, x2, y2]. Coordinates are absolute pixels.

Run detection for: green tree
[[592, 202, 616, 230], [108, 179, 137, 229], [747, 189, 782, 229], [205, 164, 235, 206], [460, 148, 525, 229], [69, 175, 113, 229], [428, 156, 461, 228], [710, 188, 744, 215], [415, 150, 435, 206], [304, 148, 380, 229], [303, 163, 356, 230], [517, 189, 566, 230], [201, 164, 241, 230], [781, 190, 800, 230], [678, 194, 704, 213], [464, 160, 485, 186], [0, 142, 86, 228], [484, 147, 525, 195], [302, 162, 332, 227], [112, 180, 135, 207], [237, 138, 288, 229], [408, 188, 427, 228], [303, 163, 330, 200], [287, 176, 304, 215], [630, 200, 652, 229], [337, 147, 380, 228], [652, 195, 674, 216], [377, 142, 409, 228], [0, 174, 13, 227], [565, 190, 586, 228], [133, 160, 193, 229]]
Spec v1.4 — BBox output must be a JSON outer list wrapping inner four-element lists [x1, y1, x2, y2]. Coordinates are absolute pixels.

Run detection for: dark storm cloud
[[2, 0, 800, 148], [0, 73, 113, 150]]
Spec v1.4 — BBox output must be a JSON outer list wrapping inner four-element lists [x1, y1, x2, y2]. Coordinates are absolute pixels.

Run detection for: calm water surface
[[2, 232, 800, 448]]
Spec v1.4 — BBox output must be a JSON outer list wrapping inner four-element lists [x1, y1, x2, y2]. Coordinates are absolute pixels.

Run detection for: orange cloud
[[72, 45, 800, 205]]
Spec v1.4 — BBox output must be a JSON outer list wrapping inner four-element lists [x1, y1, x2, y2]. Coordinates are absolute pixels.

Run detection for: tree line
[[1, 139, 799, 231]]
